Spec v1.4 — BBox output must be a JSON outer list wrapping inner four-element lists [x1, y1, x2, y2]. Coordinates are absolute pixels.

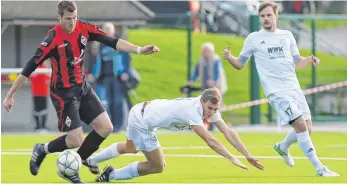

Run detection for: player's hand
[[223, 46, 232, 60], [230, 156, 249, 170], [140, 45, 160, 55], [312, 55, 320, 66], [3, 96, 14, 112], [246, 156, 264, 170]]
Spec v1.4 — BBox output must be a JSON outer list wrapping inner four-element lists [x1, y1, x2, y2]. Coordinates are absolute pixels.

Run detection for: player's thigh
[[79, 83, 108, 124], [268, 91, 302, 125], [295, 89, 311, 121], [295, 89, 312, 132], [126, 125, 160, 153], [50, 92, 83, 132]]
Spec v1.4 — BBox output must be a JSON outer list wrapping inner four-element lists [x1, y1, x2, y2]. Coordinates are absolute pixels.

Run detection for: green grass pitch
[[1, 132, 346, 183]]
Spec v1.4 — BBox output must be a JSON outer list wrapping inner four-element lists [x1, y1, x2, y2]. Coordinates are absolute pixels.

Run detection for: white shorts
[[126, 103, 160, 152], [268, 89, 311, 126]]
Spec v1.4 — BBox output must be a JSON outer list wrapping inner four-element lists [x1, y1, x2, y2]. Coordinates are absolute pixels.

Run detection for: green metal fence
[[147, 12, 347, 124]]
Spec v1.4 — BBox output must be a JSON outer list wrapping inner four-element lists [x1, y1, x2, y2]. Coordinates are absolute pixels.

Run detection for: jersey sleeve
[[21, 30, 55, 77], [187, 104, 204, 126], [83, 20, 119, 50], [187, 115, 204, 126], [239, 34, 254, 64], [289, 31, 301, 63]]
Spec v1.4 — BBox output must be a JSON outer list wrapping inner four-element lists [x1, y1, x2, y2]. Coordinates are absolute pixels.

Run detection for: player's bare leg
[[291, 116, 339, 177], [95, 143, 166, 182], [274, 119, 313, 167], [87, 140, 137, 175], [80, 112, 113, 174]]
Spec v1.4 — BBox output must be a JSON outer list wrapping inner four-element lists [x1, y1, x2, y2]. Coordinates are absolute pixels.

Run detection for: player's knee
[[305, 120, 312, 134], [152, 162, 166, 173], [291, 116, 307, 133], [307, 127, 312, 134], [91, 112, 113, 137], [99, 121, 113, 136]]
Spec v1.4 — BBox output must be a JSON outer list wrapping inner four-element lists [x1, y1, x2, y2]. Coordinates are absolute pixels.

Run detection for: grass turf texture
[[1, 132, 346, 183]]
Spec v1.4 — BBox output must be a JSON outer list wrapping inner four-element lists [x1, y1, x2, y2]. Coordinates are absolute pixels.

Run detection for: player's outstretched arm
[[116, 39, 160, 55], [86, 22, 159, 55], [295, 55, 320, 69], [191, 124, 248, 170], [223, 47, 246, 70], [214, 119, 264, 170]]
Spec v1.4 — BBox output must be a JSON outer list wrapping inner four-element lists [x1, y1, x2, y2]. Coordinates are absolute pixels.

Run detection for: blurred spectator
[[114, 25, 139, 131], [186, 42, 227, 130], [29, 60, 50, 132], [282, 0, 316, 42], [89, 23, 136, 132]]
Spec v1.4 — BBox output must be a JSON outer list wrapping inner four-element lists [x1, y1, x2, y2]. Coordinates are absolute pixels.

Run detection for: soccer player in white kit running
[[88, 88, 264, 182], [223, 1, 339, 177]]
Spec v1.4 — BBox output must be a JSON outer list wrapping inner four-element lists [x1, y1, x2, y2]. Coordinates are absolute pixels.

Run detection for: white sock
[[89, 143, 120, 166], [296, 131, 324, 170], [280, 130, 297, 151], [44, 143, 50, 154], [109, 161, 140, 180]]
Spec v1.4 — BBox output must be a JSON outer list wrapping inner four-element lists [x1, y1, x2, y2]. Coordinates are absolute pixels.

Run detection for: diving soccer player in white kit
[[223, 1, 339, 177], [86, 87, 264, 182]]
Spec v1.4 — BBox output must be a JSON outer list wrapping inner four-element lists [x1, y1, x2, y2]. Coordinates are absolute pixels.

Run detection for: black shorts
[[50, 81, 105, 132]]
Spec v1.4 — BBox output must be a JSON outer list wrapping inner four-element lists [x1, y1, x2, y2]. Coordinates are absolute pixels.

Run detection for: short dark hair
[[57, 0, 77, 16], [258, 1, 278, 15], [201, 87, 221, 104]]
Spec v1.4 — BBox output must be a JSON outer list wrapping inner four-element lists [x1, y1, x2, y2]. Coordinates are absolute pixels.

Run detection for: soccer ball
[[56, 150, 82, 176]]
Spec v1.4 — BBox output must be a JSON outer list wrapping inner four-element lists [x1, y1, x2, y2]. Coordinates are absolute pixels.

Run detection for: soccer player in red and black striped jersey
[[2, 0, 159, 183]]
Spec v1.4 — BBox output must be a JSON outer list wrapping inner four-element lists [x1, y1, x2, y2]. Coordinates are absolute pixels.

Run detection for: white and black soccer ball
[[56, 150, 82, 176]]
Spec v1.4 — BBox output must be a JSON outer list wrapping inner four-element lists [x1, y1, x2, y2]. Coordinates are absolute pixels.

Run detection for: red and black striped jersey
[[21, 20, 119, 90]]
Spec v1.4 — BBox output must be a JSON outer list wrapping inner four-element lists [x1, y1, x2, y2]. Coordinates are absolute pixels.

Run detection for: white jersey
[[239, 28, 301, 96], [137, 96, 222, 131]]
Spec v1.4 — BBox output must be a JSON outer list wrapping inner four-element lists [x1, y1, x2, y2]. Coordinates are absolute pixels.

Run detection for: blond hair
[[258, 1, 278, 15], [201, 87, 221, 104]]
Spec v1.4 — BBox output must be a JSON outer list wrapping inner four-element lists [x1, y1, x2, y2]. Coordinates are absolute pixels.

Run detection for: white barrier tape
[[221, 80, 347, 112], [1, 68, 346, 112], [1, 68, 51, 75]]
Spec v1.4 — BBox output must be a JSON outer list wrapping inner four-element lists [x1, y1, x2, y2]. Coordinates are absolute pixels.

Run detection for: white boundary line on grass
[[2, 152, 347, 161], [0, 183, 342, 184], [3, 144, 347, 152]]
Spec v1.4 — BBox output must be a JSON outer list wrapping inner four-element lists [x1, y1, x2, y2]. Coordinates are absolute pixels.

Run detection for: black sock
[[34, 115, 40, 129], [77, 130, 106, 161], [41, 114, 48, 129], [47, 134, 68, 153]]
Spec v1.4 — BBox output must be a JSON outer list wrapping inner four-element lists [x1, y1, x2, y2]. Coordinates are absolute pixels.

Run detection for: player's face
[[259, 6, 278, 31], [58, 10, 77, 33], [202, 47, 213, 59], [201, 100, 220, 119]]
